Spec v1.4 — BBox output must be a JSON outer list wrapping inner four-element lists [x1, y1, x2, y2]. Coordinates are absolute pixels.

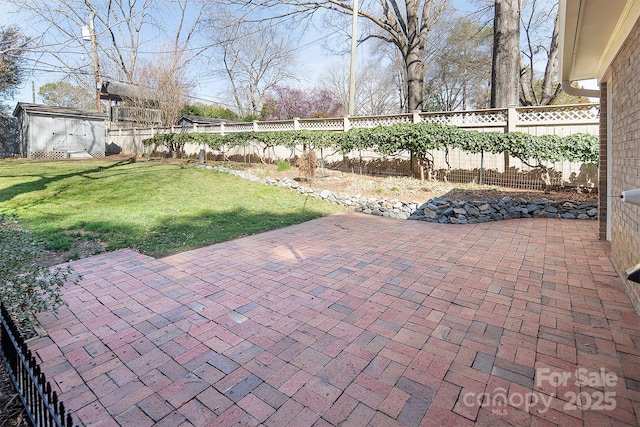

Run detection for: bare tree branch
[[205, 7, 297, 117], [518, 0, 562, 106], [217, 0, 446, 111], [2, 0, 208, 103]]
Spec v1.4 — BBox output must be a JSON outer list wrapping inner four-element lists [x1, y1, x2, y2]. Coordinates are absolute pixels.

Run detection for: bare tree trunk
[[519, 56, 534, 106], [491, 0, 521, 108], [404, 0, 430, 112], [406, 48, 425, 112], [540, 12, 561, 105], [519, 0, 562, 106]]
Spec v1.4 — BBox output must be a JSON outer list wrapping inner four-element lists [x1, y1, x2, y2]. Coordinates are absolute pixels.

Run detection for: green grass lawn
[[0, 159, 341, 258]]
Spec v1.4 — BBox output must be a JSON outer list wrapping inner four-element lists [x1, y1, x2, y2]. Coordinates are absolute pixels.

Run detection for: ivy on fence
[[142, 123, 599, 185]]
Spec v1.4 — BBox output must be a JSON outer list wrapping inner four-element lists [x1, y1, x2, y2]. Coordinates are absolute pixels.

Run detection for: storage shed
[[13, 103, 107, 159], [177, 116, 231, 127]]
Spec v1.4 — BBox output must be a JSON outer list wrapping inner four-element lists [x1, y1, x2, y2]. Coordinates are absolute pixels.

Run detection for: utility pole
[[347, 0, 358, 116], [83, 9, 101, 111]]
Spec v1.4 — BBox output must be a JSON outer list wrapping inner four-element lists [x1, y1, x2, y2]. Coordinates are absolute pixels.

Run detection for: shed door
[[66, 119, 90, 151], [48, 118, 90, 152], [46, 116, 69, 151]]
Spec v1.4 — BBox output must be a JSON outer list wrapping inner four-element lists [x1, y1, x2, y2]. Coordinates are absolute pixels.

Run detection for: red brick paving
[[29, 214, 640, 426]]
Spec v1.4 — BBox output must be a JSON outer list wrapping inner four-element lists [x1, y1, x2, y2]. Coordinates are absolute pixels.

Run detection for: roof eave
[[13, 102, 107, 120], [560, 0, 640, 87]]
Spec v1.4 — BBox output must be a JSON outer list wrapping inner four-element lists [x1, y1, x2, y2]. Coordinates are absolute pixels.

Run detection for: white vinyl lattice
[[29, 151, 68, 159], [224, 123, 254, 133], [107, 104, 599, 138], [421, 110, 507, 126], [517, 105, 600, 123], [300, 120, 343, 130], [28, 151, 105, 159], [350, 115, 413, 128], [258, 122, 292, 131]]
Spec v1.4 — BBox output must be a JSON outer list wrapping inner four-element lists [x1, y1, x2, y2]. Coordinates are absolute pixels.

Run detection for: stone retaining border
[[201, 165, 598, 223]]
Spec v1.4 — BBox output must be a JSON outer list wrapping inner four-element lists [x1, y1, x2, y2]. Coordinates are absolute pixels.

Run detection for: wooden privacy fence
[[0, 304, 75, 427], [106, 103, 600, 190]]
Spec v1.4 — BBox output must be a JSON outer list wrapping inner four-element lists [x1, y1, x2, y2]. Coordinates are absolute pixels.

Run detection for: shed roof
[[178, 116, 232, 125], [13, 103, 107, 120], [100, 81, 164, 103], [559, 0, 640, 82]]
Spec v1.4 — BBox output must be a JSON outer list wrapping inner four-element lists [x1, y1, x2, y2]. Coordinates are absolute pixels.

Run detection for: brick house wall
[[608, 17, 640, 313]]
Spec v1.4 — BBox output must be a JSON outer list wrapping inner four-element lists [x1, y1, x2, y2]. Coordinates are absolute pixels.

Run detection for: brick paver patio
[[29, 213, 640, 426]]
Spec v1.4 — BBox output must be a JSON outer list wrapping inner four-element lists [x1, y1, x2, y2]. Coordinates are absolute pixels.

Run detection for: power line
[[184, 93, 238, 109]]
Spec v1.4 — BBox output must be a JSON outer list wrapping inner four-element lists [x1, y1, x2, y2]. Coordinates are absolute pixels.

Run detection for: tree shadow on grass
[[0, 159, 135, 204], [31, 207, 330, 260]]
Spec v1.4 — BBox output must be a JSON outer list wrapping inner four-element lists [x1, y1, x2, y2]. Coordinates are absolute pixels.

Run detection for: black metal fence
[[0, 303, 75, 427]]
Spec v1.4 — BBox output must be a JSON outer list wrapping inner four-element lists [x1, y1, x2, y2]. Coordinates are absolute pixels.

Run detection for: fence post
[[504, 105, 517, 172], [507, 105, 517, 133], [294, 117, 300, 131], [220, 122, 225, 136], [253, 121, 259, 132], [343, 116, 351, 132], [413, 110, 421, 124], [480, 151, 484, 185]]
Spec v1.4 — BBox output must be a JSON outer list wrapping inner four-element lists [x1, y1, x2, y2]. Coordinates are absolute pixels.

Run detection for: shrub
[[298, 150, 317, 180], [0, 215, 78, 332], [277, 160, 291, 171]]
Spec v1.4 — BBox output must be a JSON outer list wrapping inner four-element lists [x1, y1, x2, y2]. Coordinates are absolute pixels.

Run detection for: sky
[[0, 0, 491, 109], [1, 0, 595, 110], [0, 0, 354, 108]]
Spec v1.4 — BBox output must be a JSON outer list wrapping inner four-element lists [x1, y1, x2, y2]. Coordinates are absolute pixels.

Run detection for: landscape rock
[[202, 165, 598, 224]]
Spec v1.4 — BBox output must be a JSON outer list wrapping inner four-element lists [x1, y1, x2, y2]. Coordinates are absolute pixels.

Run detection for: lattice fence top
[[517, 104, 600, 123], [106, 103, 600, 142], [192, 124, 223, 133], [258, 121, 293, 131], [299, 119, 343, 130], [420, 110, 507, 126], [224, 123, 254, 133], [351, 115, 413, 128]]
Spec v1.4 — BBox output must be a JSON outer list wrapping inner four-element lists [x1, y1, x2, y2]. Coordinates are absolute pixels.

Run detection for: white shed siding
[[13, 103, 106, 159]]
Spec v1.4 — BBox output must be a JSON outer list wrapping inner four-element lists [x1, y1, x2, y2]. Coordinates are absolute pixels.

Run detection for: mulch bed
[[0, 360, 29, 426]]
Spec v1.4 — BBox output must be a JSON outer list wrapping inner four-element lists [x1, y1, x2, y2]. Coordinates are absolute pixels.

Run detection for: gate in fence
[[0, 304, 75, 427]]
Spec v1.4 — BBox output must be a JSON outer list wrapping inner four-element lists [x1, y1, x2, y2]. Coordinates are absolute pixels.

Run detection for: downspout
[[558, 0, 600, 100], [561, 80, 600, 98]]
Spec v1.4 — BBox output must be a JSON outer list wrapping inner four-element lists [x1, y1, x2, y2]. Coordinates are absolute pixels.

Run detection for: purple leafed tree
[[264, 85, 344, 120]]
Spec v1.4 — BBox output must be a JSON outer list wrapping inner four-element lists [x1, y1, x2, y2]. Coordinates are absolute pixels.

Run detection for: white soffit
[[562, 0, 640, 82]]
